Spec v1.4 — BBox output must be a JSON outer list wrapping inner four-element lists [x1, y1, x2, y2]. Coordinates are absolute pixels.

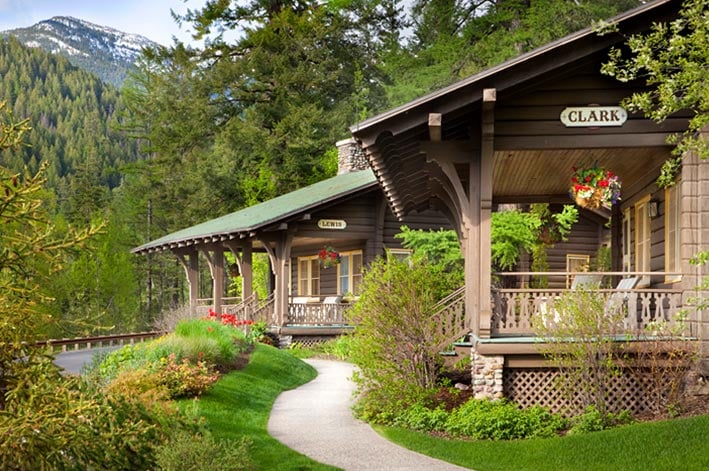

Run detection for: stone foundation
[[471, 348, 504, 400]]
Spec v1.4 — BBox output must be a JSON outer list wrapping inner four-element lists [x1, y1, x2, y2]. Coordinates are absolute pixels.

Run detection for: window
[[388, 248, 412, 264], [622, 207, 632, 273], [297, 256, 320, 296], [566, 254, 591, 288], [635, 196, 651, 287], [337, 250, 363, 295], [665, 183, 682, 283]]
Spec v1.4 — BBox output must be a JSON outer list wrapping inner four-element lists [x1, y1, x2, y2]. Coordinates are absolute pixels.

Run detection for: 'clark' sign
[[318, 219, 347, 230], [560, 106, 627, 127]]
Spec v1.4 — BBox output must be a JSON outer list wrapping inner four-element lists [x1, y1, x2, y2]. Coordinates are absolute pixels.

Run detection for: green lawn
[[377, 414, 709, 471], [185, 344, 340, 470], [185, 346, 708, 471]]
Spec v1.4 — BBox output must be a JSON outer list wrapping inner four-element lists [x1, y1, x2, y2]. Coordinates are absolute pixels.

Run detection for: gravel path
[[268, 359, 472, 471]]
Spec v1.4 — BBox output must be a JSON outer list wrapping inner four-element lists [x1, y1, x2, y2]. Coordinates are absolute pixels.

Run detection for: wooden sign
[[318, 219, 347, 230], [560, 106, 627, 127]]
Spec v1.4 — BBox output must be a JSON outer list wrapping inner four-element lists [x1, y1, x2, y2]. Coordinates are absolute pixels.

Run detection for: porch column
[[259, 232, 294, 327], [681, 130, 709, 369], [478, 88, 495, 337], [174, 248, 199, 316], [225, 241, 253, 300], [202, 245, 225, 312]]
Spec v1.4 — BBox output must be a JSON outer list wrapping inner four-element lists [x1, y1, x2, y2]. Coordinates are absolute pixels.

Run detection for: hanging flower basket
[[569, 164, 621, 209], [318, 245, 341, 268]]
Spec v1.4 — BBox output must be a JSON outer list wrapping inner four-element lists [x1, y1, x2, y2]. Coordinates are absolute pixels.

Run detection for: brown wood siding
[[618, 180, 670, 289], [287, 189, 452, 295], [383, 209, 453, 249], [545, 211, 607, 289]]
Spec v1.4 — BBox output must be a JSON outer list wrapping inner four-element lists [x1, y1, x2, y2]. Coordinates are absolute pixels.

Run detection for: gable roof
[[350, 0, 678, 140], [132, 169, 377, 254]]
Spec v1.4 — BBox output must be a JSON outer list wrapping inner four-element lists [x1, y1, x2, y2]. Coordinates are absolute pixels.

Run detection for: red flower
[[585, 176, 592, 182]]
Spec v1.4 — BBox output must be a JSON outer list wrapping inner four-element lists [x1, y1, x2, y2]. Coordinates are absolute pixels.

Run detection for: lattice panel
[[289, 335, 337, 348], [504, 368, 652, 415]]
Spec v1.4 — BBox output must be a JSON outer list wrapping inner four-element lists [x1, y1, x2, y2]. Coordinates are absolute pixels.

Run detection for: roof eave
[[350, 0, 675, 140], [131, 178, 379, 255]]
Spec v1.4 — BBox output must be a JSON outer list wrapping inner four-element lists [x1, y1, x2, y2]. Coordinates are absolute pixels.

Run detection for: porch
[[491, 271, 687, 337]]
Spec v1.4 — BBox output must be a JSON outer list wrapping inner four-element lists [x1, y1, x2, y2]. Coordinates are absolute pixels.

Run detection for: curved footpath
[[268, 359, 471, 471]]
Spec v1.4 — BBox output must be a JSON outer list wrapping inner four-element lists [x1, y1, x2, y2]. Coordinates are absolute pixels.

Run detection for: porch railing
[[286, 296, 351, 325], [491, 271, 685, 336], [491, 288, 684, 335], [431, 286, 468, 350]]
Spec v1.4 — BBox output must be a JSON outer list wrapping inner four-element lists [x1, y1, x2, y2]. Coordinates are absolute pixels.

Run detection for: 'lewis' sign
[[318, 219, 347, 230], [560, 106, 627, 127]]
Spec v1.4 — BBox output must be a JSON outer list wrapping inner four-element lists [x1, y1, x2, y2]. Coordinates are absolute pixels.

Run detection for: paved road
[[54, 346, 120, 374], [268, 359, 472, 471]]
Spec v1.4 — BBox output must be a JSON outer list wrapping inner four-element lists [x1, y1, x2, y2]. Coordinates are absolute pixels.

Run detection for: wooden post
[[225, 241, 253, 300], [259, 232, 294, 327], [174, 248, 199, 316], [202, 246, 225, 313], [479, 88, 495, 337]]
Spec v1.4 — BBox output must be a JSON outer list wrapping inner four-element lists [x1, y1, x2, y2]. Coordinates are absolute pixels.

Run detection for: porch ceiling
[[492, 146, 671, 203]]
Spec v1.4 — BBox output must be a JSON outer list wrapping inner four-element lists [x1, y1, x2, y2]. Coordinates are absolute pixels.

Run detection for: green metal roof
[[133, 169, 377, 254]]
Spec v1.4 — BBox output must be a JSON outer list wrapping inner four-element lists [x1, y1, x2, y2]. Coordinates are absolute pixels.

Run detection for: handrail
[[433, 286, 466, 310], [39, 331, 166, 352], [495, 271, 682, 277]]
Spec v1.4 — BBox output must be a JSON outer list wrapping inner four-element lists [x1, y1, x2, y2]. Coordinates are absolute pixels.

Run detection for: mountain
[[0, 16, 159, 88]]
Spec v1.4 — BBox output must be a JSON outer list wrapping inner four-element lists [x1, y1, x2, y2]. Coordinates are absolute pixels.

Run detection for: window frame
[[566, 254, 591, 288], [297, 255, 320, 296], [634, 195, 652, 288], [336, 250, 363, 296]]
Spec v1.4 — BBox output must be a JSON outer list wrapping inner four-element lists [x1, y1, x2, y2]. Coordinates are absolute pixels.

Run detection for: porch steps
[[439, 339, 473, 368]]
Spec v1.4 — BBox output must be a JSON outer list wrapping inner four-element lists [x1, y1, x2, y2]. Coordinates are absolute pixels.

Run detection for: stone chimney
[[336, 138, 369, 174]]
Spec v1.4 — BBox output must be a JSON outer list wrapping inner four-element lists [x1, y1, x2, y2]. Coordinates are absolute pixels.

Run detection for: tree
[[0, 104, 182, 471], [349, 256, 455, 422], [0, 102, 100, 389], [601, 0, 709, 188]]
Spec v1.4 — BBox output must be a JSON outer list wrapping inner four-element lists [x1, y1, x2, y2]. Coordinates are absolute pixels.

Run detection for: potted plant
[[318, 245, 341, 268], [569, 164, 621, 209]]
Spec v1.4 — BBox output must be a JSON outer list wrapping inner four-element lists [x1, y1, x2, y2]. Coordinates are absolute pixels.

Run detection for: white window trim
[[297, 255, 320, 296], [664, 183, 682, 283], [336, 250, 363, 296], [566, 254, 591, 288]]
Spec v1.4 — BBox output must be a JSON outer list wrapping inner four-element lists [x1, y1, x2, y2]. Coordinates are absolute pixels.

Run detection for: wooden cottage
[[349, 0, 707, 407], [132, 139, 450, 342]]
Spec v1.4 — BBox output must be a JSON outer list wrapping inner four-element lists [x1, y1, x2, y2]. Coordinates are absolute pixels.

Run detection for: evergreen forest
[[0, 0, 643, 337]]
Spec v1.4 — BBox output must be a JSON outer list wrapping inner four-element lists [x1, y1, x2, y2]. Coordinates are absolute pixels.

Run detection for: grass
[[183, 343, 340, 471], [377, 414, 709, 471]]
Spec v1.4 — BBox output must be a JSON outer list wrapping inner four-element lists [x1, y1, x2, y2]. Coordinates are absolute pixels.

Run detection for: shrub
[[155, 430, 253, 471], [533, 288, 627, 416], [349, 256, 456, 421], [103, 366, 172, 408], [568, 405, 633, 435], [0, 360, 191, 470], [321, 334, 356, 360], [156, 354, 220, 398], [394, 402, 449, 432], [444, 399, 566, 440]]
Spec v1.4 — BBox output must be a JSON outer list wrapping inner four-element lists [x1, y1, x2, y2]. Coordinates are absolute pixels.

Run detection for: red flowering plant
[[318, 244, 341, 268], [569, 164, 621, 209], [206, 308, 254, 328]]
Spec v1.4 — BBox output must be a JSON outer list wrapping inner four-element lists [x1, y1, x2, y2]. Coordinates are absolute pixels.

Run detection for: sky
[[0, 0, 206, 46]]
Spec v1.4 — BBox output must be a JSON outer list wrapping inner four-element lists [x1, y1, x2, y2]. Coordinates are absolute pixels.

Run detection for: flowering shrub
[[318, 245, 341, 268], [207, 308, 255, 327], [157, 353, 220, 398], [570, 165, 621, 208]]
